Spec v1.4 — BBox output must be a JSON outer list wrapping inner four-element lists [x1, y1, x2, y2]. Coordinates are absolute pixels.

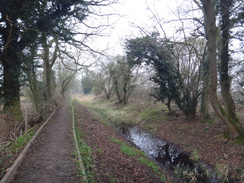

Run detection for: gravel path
[[11, 102, 80, 183]]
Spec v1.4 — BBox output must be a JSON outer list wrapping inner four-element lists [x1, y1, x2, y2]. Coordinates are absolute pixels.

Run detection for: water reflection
[[120, 126, 233, 183]]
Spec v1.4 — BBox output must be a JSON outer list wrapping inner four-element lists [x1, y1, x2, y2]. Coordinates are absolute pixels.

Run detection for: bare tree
[[92, 60, 115, 99], [111, 55, 140, 105]]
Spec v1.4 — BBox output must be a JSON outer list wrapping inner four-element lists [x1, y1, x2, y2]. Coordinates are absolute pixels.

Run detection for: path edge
[[0, 110, 56, 183], [70, 99, 88, 183]]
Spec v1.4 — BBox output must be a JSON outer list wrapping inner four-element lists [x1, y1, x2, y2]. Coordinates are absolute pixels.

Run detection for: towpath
[[11, 102, 80, 183]]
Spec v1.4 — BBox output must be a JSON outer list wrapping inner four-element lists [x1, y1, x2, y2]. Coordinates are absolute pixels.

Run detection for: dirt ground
[[3, 96, 243, 183], [73, 101, 177, 183], [73, 95, 244, 182], [11, 102, 81, 183], [6, 100, 179, 183], [149, 115, 244, 182]]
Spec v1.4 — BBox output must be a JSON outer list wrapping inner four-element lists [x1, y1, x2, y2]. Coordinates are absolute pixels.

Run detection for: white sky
[[90, 0, 194, 56]]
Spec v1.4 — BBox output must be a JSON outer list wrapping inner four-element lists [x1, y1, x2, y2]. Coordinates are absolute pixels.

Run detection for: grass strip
[[70, 100, 95, 183], [110, 137, 166, 182]]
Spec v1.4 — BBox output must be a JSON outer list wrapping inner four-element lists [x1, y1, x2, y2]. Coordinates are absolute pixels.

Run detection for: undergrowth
[[12, 131, 35, 153], [0, 127, 36, 179]]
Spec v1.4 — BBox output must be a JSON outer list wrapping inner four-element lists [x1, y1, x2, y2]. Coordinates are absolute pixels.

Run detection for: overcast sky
[[90, 0, 193, 55]]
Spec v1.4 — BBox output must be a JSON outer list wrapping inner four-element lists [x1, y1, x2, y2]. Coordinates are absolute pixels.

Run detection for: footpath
[[10, 103, 80, 183]]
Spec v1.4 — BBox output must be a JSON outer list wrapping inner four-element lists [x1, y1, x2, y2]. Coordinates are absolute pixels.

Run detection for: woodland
[[0, 0, 243, 182]]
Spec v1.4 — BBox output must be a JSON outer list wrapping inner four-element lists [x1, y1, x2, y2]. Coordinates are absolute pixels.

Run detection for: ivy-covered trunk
[[3, 47, 21, 120], [113, 78, 122, 104], [44, 62, 53, 100], [42, 35, 58, 101], [2, 16, 22, 120], [200, 59, 210, 122], [219, 0, 240, 124], [201, 0, 243, 141], [26, 65, 41, 112]]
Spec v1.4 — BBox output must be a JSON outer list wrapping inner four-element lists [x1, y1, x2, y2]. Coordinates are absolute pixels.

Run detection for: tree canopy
[[0, 0, 114, 116]]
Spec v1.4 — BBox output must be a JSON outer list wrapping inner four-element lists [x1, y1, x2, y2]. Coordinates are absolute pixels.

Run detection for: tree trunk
[[219, 0, 240, 123], [45, 63, 52, 100], [113, 78, 122, 103], [200, 58, 210, 122], [166, 98, 174, 116], [104, 88, 111, 100], [2, 18, 22, 120], [42, 35, 54, 101], [27, 70, 41, 112], [201, 0, 243, 141], [123, 82, 128, 105], [60, 73, 75, 96], [103, 84, 112, 100]]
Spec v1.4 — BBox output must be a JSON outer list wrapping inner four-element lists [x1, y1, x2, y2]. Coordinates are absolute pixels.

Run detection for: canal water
[[119, 126, 234, 183]]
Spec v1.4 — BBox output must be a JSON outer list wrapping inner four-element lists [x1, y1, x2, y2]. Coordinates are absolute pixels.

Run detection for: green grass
[[71, 100, 96, 183], [120, 144, 138, 157], [191, 149, 200, 161], [74, 126, 96, 182], [0, 158, 6, 178], [76, 132, 95, 183], [139, 107, 167, 123], [110, 136, 166, 182], [136, 107, 168, 132], [11, 130, 35, 153], [0, 128, 36, 179]]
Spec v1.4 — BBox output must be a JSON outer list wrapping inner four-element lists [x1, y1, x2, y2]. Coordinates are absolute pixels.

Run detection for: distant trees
[[81, 74, 93, 94], [92, 61, 115, 99], [111, 56, 139, 105], [91, 55, 140, 105]]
